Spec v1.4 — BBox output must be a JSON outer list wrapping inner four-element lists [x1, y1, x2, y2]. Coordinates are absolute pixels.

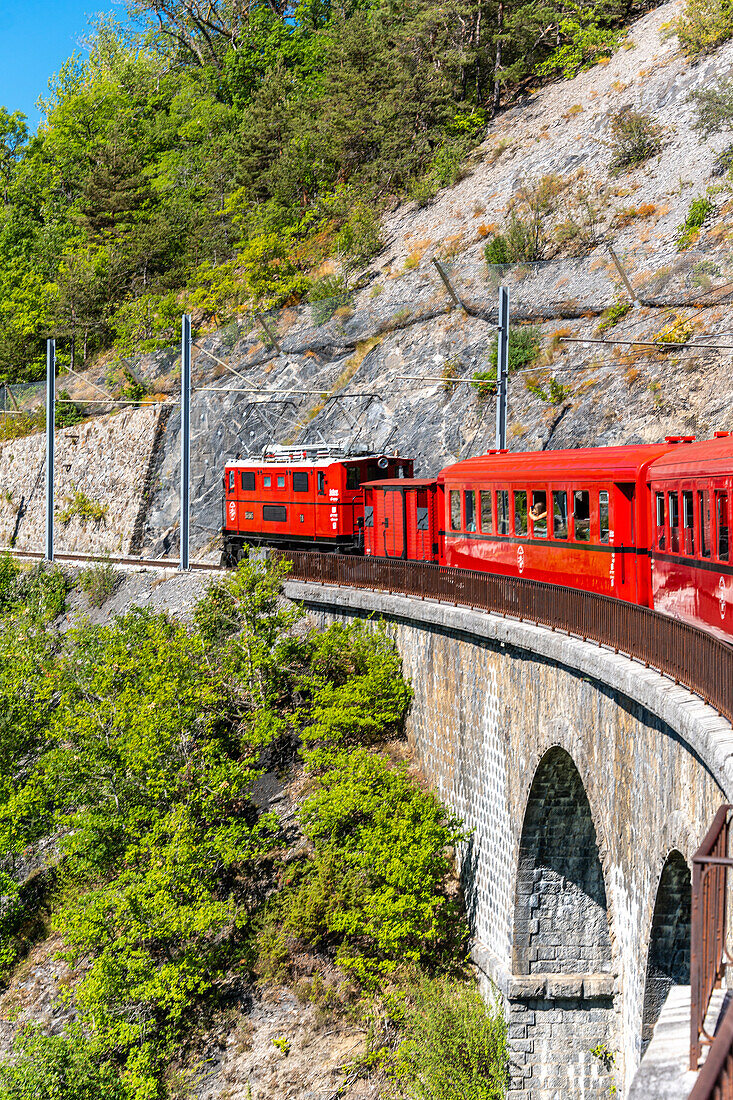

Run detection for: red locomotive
[[222, 446, 412, 562], [222, 433, 733, 644]]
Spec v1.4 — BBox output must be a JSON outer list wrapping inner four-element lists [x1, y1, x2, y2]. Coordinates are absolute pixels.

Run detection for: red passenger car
[[363, 479, 439, 561], [437, 443, 679, 605], [222, 447, 412, 563], [648, 433, 733, 640]]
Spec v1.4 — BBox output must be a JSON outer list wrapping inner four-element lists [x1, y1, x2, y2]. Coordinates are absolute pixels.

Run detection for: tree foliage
[[0, 558, 490, 1098], [0, 0, 657, 379]]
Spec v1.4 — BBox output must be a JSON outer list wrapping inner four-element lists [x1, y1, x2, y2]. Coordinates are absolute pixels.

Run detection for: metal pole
[[180, 315, 191, 571], [45, 339, 55, 561], [495, 286, 509, 450], [606, 243, 638, 303], [432, 258, 462, 309]]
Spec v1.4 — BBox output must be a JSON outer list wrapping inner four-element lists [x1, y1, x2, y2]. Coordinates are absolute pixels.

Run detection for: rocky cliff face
[[2, 0, 732, 560], [139, 0, 733, 557]]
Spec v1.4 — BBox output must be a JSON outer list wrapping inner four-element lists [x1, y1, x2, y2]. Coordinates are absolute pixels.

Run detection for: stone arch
[[509, 747, 616, 1099], [640, 850, 691, 1052], [513, 745, 613, 978]]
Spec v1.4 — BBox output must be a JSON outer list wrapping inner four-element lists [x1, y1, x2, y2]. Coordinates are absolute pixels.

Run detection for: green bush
[[259, 748, 467, 987], [608, 108, 663, 172], [489, 324, 542, 373], [393, 973, 508, 1100], [407, 175, 438, 209], [484, 236, 510, 266], [58, 491, 108, 527], [471, 369, 497, 401], [309, 274, 352, 326], [535, 9, 623, 78], [677, 197, 715, 250], [676, 0, 733, 57], [238, 233, 311, 309], [689, 78, 733, 136], [0, 1026, 130, 1100], [335, 201, 383, 272], [302, 620, 411, 749], [76, 560, 117, 608], [597, 298, 632, 333], [55, 390, 86, 428]]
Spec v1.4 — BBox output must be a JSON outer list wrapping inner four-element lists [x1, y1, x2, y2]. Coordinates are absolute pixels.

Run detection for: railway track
[[0, 547, 225, 572]]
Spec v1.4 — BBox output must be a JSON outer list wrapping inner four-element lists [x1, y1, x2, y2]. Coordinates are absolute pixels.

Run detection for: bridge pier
[[284, 581, 733, 1096]]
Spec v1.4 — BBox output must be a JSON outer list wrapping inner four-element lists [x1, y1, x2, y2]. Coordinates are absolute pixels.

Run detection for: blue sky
[[0, 1, 122, 128]]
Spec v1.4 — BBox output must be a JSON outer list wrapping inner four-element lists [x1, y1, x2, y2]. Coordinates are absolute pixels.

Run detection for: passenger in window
[[530, 492, 548, 538]]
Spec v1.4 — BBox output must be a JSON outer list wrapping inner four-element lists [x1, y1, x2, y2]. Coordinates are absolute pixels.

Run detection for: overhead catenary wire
[[558, 336, 733, 351]]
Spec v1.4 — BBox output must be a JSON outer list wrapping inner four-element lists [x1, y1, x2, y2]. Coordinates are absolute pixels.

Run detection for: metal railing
[[277, 552, 733, 726], [690, 997, 733, 1100], [691, 807, 733, 1077]]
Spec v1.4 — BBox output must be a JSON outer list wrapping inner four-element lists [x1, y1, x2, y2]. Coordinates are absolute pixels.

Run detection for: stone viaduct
[[284, 578, 733, 1100]]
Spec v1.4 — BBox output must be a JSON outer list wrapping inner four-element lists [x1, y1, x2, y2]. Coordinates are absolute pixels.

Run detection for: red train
[[222, 434, 733, 644]]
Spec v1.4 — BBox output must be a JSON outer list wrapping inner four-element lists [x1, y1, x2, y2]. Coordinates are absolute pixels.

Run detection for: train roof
[[225, 453, 399, 470], [363, 478, 437, 489], [439, 442, 677, 483], [648, 433, 733, 479]]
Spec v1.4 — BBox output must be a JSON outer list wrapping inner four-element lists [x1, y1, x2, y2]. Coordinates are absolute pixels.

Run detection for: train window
[[497, 491, 510, 535], [699, 490, 711, 558], [417, 506, 429, 531], [364, 505, 374, 528], [514, 491, 528, 536], [293, 472, 309, 492], [228, 471, 235, 491], [241, 472, 255, 491], [277, 476, 285, 488], [655, 492, 666, 551], [317, 472, 325, 495], [450, 490, 461, 531], [480, 491, 493, 533], [668, 491, 680, 553], [553, 491, 568, 539], [717, 491, 729, 561], [682, 491, 694, 555], [346, 467, 360, 490], [530, 491, 548, 538], [464, 490, 476, 532], [599, 491, 610, 544], [263, 475, 271, 488], [574, 490, 590, 542], [263, 505, 287, 522]]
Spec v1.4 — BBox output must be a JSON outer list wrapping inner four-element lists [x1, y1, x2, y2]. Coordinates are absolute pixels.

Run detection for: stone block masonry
[[285, 581, 733, 1098], [0, 405, 167, 556]]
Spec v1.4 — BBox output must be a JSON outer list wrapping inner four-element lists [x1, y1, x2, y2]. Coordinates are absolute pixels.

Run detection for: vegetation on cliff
[[0, 0, 670, 381], [0, 554, 506, 1099]]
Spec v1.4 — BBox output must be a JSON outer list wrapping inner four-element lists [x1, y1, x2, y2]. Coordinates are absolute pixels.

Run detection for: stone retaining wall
[[0, 405, 166, 556]]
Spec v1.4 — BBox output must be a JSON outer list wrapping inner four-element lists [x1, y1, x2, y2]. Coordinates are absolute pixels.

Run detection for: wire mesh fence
[[1, 242, 732, 563]]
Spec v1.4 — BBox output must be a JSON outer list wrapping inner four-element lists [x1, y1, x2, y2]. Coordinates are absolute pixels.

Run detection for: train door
[[613, 482, 637, 603], [405, 488, 432, 561], [380, 488, 406, 558]]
